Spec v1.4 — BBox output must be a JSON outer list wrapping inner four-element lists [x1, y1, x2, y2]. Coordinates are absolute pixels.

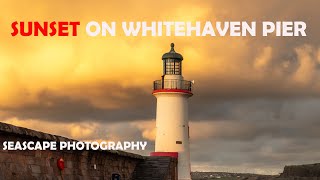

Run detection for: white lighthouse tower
[[152, 43, 193, 180]]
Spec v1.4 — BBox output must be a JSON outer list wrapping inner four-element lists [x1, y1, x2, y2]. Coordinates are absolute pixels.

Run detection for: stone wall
[[0, 122, 178, 180]]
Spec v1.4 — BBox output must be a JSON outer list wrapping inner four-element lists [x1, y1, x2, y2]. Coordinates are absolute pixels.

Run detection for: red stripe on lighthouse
[[150, 152, 179, 158], [152, 89, 193, 95]]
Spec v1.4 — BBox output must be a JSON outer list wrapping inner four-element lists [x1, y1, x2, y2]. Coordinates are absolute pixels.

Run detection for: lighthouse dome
[[162, 43, 183, 60]]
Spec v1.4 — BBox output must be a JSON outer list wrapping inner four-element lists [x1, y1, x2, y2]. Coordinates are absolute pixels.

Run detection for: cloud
[[253, 46, 273, 70], [131, 120, 156, 141], [1, 117, 154, 150], [292, 45, 320, 86], [0, 86, 155, 122], [190, 121, 258, 141]]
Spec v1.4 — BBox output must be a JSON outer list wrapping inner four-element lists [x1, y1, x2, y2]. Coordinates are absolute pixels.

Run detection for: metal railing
[[153, 79, 192, 91]]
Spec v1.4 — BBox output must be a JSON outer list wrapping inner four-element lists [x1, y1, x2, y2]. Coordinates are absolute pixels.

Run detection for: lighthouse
[[152, 43, 193, 180]]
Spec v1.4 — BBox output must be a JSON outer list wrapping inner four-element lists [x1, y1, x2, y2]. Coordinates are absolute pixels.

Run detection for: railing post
[[161, 76, 164, 89]]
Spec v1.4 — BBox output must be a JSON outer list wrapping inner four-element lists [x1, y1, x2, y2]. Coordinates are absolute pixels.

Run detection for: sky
[[1, 0, 320, 175]]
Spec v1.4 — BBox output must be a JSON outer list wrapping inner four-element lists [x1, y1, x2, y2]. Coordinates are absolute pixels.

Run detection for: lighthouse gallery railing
[[153, 79, 192, 91]]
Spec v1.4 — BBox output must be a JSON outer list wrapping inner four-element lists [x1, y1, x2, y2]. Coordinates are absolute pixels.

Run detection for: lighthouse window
[[174, 61, 181, 74], [164, 59, 181, 75], [166, 59, 174, 74]]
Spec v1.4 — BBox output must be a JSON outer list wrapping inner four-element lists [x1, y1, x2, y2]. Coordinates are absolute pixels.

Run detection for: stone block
[[31, 173, 40, 178], [47, 167, 54, 174], [63, 168, 72, 175], [79, 169, 88, 176], [35, 151, 41, 158], [45, 175, 53, 180], [31, 164, 41, 174], [0, 152, 12, 163], [66, 161, 73, 168]]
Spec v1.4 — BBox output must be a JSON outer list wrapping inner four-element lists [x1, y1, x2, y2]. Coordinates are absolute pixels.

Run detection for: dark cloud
[[0, 85, 155, 122], [189, 98, 320, 173], [191, 98, 320, 138]]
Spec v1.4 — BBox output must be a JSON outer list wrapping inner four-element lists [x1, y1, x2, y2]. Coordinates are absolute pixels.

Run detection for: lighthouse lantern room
[[152, 43, 193, 180]]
